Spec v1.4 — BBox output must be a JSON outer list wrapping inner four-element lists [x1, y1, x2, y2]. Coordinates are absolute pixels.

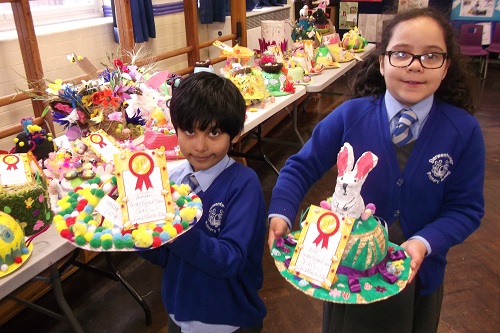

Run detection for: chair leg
[[484, 55, 488, 79]]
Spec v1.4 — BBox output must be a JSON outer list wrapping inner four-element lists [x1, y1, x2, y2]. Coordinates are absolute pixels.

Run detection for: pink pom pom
[[320, 200, 331, 210], [366, 203, 376, 214]]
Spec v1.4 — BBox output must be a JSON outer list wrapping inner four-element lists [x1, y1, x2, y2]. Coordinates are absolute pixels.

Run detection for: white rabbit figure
[[331, 143, 378, 218]]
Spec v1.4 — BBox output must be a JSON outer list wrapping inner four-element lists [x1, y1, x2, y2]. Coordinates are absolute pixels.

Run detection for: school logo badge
[[206, 202, 224, 233], [427, 153, 453, 184]]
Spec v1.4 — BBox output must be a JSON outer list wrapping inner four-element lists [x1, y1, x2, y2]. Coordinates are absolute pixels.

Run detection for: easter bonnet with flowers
[[271, 143, 411, 304], [13, 50, 202, 251]]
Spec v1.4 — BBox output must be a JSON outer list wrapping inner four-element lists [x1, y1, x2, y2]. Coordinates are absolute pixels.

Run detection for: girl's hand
[[400, 238, 427, 284], [268, 217, 290, 250]]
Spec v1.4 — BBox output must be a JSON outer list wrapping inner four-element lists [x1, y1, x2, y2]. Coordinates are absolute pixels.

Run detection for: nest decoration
[[260, 62, 284, 74]]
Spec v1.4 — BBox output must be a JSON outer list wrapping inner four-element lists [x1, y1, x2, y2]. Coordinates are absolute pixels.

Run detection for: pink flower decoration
[[329, 288, 341, 298], [53, 103, 73, 113], [107, 111, 123, 121]]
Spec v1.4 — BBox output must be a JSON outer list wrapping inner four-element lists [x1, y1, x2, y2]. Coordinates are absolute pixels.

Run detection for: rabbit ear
[[337, 143, 354, 177], [353, 151, 378, 182]]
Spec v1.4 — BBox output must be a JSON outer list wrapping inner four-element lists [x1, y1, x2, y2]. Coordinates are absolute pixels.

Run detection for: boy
[[140, 72, 267, 332]]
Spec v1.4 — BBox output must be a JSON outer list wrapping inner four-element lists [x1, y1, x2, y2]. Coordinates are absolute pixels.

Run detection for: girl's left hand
[[400, 239, 427, 284]]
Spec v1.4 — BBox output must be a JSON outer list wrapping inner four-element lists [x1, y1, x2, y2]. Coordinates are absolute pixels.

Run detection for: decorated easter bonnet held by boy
[[271, 143, 412, 304]]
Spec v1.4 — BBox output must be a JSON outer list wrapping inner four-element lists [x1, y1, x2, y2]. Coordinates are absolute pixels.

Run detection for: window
[[0, 0, 103, 32]]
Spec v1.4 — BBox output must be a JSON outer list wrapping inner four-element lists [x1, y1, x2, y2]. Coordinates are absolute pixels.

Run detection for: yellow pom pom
[[134, 230, 153, 248], [53, 215, 64, 222], [88, 197, 100, 207], [54, 220, 67, 232], [72, 223, 87, 236], [178, 184, 191, 196], [192, 197, 202, 203], [87, 219, 98, 227], [19, 142, 25, 147], [13, 138, 19, 143], [102, 220, 114, 229], [180, 207, 197, 222], [166, 226, 177, 238], [84, 232, 94, 242], [100, 233, 113, 241]]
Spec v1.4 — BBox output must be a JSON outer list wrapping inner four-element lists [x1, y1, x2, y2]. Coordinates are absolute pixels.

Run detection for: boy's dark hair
[[170, 72, 246, 140], [349, 7, 475, 114]]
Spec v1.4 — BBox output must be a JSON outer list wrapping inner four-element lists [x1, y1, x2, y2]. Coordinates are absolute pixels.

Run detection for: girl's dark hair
[[170, 72, 246, 140], [349, 7, 475, 114]]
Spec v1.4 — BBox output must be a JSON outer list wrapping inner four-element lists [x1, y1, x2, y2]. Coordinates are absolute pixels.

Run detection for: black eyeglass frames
[[385, 51, 448, 69]]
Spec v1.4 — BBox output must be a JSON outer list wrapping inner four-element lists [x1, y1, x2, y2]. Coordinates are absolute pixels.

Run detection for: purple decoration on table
[[65, 126, 83, 141]]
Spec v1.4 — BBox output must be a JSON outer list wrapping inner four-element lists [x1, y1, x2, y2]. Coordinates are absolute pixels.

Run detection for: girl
[[268, 7, 485, 333]]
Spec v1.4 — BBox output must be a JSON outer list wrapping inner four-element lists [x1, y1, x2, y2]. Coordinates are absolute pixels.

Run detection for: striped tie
[[182, 173, 199, 193], [392, 109, 418, 147]]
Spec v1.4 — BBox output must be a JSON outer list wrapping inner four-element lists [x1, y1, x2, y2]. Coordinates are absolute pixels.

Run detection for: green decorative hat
[[271, 215, 412, 304]]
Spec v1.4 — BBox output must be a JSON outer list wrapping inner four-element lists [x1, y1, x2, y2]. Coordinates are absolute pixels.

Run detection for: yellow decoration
[[180, 206, 197, 223], [134, 230, 154, 248]]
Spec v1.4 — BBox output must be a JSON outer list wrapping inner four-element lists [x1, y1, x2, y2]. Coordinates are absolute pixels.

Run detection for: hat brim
[[0, 242, 33, 278], [271, 230, 412, 304]]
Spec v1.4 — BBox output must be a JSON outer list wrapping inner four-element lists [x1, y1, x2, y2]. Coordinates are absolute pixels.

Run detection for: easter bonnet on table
[[271, 143, 412, 304], [52, 149, 202, 252]]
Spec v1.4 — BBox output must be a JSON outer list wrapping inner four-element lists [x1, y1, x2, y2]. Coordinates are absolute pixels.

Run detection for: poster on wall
[[339, 2, 359, 29], [398, 0, 429, 12], [451, 0, 500, 21]]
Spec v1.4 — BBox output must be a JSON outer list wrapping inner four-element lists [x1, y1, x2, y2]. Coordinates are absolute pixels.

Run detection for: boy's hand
[[400, 238, 427, 284], [268, 217, 290, 250]]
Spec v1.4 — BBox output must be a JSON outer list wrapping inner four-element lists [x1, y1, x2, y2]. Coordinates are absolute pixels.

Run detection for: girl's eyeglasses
[[385, 51, 448, 69]]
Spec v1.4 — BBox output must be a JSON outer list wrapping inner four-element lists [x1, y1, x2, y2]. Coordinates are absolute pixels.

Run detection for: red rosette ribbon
[[90, 133, 107, 148], [3, 154, 20, 170], [313, 212, 340, 249], [128, 152, 154, 191]]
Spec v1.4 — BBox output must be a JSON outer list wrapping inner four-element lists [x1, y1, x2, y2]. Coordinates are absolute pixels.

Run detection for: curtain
[[110, 0, 156, 43], [130, 0, 156, 43], [198, 0, 266, 24], [258, 0, 287, 6]]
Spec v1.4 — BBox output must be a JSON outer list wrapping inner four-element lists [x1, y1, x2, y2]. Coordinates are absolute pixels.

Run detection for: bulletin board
[[451, 0, 500, 22]]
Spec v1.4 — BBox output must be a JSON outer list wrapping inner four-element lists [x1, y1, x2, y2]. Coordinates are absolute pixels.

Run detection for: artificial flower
[[46, 79, 63, 94], [101, 89, 121, 108], [107, 111, 123, 122]]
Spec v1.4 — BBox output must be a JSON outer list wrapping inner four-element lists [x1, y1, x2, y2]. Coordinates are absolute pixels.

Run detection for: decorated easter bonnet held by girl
[[271, 143, 412, 304]]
